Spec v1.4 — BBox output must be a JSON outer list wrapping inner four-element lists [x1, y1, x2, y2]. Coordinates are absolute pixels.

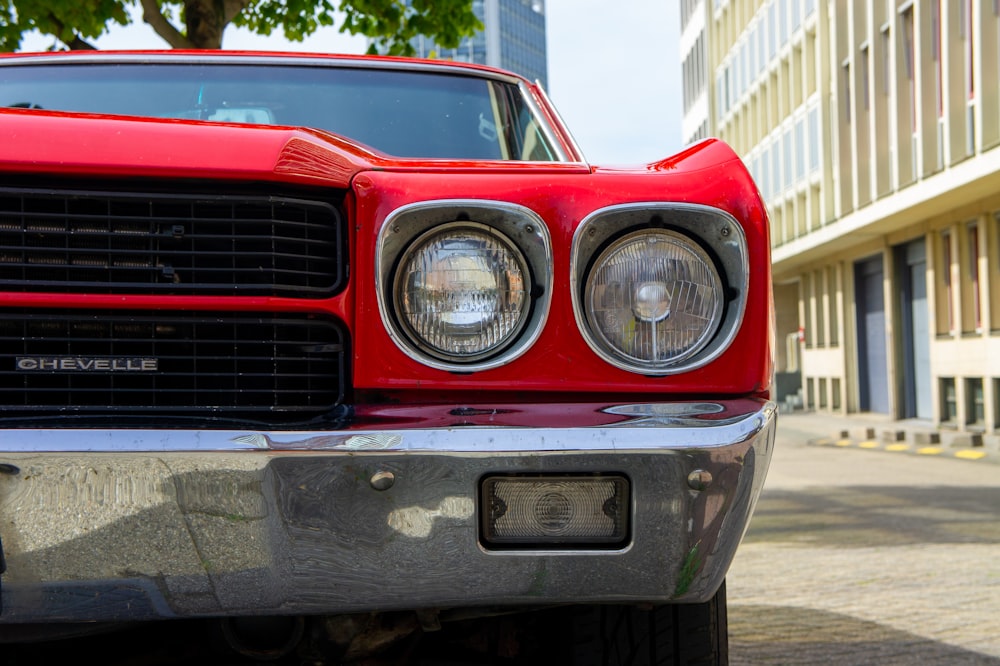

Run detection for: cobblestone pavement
[[727, 411, 1000, 665]]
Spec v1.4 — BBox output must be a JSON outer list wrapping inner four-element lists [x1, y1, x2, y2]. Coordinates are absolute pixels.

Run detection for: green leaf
[[3, 0, 479, 54]]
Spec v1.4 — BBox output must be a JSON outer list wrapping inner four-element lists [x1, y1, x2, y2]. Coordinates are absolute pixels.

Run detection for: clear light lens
[[633, 281, 672, 322], [585, 229, 723, 370], [395, 225, 529, 361], [482, 476, 629, 546]]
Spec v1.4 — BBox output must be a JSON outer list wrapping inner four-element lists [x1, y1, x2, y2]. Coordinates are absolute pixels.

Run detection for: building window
[[808, 105, 820, 173], [827, 264, 840, 346], [795, 116, 805, 181], [758, 18, 766, 75], [772, 136, 782, 196], [938, 229, 955, 334], [769, 2, 777, 58], [724, 65, 731, 114], [991, 212, 1000, 331], [964, 0, 976, 153], [741, 39, 749, 99], [968, 224, 983, 330], [941, 377, 957, 424], [933, 0, 944, 118], [784, 125, 793, 189], [814, 270, 826, 347], [881, 25, 891, 96], [832, 377, 842, 410], [901, 5, 916, 131], [761, 144, 771, 199], [860, 43, 871, 111], [842, 60, 852, 121], [779, 0, 788, 46], [966, 378, 985, 427], [993, 378, 1000, 431], [962, 222, 983, 333], [819, 377, 828, 408]]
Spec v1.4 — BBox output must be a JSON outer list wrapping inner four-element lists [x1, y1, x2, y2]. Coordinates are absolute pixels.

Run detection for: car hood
[[0, 108, 591, 186]]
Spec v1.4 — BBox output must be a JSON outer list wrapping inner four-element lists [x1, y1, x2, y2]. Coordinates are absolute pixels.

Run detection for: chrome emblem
[[16, 357, 159, 372]]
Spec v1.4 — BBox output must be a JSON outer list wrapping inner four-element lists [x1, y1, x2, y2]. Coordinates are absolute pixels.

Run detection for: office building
[[682, 0, 1000, 432], [411, 0, 548, 87]]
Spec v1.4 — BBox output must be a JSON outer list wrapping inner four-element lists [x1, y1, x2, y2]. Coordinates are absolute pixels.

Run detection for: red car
[[0, 51, 775, 665]]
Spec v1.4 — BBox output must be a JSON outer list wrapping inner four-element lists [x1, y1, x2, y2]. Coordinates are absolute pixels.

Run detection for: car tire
[[565, 581, 729, 666]]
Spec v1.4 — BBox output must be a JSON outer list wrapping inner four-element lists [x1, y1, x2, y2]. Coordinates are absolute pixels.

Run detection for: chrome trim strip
[[0, 53, 525, 85], [530, 80, 586, 163], [516, 80, 574, 162], [0, 401, 771, 453], [375, 200, 554, 373], [570, 202, 751, 376]]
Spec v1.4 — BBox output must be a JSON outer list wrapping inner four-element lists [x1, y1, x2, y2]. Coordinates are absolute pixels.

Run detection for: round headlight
[[393, 223, 531, 362], [584, 229, 724, 372]]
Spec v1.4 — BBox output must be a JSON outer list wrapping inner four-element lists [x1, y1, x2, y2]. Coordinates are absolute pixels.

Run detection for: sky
[[18, 0, 683, 165]]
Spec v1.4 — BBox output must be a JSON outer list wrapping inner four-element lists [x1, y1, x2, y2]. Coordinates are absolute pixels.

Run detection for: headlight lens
[[584, 229, 724, 371], [394, 223, 530, 362]]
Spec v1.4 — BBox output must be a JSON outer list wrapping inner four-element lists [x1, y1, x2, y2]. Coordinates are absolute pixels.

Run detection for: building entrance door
[[896, 240, 932, 419], [855, 256, 889, 413]]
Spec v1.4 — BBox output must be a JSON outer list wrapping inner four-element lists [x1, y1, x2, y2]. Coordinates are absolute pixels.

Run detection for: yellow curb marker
[[955, 450, 988, 460], [822, 435, 989, 461]]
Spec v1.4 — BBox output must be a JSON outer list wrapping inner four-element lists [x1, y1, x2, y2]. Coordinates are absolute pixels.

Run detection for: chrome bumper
[[0, 399, 775, 623]]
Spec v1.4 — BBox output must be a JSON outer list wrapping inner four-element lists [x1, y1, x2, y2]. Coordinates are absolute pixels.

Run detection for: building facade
[[682, 0, 712, 144], [411, 0, 548, 88], [683, 0, 1000, 432]]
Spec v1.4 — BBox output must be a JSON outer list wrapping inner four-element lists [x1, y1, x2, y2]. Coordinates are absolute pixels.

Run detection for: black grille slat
[[0, 186, 344, 296], [0, 310, 347, 419]]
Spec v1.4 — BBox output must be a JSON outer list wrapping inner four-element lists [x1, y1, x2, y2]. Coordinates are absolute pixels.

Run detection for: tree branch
[[44, 12, 97, 50], [223, 0, 253, 25], [66, 35, 97, 50], [139, 0, 195, 49]]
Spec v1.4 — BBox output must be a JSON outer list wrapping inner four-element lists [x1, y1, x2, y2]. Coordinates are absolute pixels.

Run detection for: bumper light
[[481, 475, 629, 548]]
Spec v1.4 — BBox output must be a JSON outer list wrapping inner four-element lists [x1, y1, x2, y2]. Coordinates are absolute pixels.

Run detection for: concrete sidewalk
[[778, 408, 1000, 464]]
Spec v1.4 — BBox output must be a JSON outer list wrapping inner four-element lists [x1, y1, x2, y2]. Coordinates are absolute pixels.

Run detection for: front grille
[[0, 185, 344, 296], [0, 310, 346, 421]]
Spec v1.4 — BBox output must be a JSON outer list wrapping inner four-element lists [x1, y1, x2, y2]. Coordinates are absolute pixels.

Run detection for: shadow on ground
[[743, 485, 1000, 547], [730, 604, 1000, 665]]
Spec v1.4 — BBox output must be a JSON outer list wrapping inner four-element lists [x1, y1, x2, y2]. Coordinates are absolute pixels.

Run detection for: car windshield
[[0, 62, 562, 161]]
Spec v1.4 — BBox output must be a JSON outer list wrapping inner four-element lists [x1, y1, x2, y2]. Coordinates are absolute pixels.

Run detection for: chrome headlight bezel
[[376, 200, 553, 372], [570, 203, 748, 376]]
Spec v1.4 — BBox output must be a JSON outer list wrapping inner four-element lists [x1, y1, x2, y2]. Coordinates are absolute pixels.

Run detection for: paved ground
[[727, 410, 1000, 665]]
